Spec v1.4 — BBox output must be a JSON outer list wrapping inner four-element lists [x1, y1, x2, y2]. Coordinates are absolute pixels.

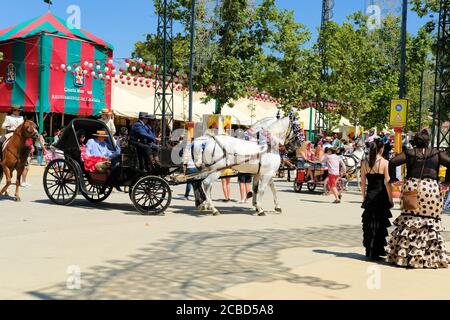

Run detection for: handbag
[[401, 150, 427, 211]]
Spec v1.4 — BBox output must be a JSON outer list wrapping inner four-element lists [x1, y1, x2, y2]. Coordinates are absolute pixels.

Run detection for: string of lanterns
[[53, 57, 191, 91]]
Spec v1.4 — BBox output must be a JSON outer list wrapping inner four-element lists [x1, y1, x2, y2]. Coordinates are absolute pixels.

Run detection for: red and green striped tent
[[0, 12, 113, 123]]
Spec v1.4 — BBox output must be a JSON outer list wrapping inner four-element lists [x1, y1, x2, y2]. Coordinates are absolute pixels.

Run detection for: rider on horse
[[1, 105, 24, 151]]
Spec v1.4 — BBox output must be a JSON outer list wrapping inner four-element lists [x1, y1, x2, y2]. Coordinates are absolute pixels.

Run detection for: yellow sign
[[223, 116, 232, 132], [206, 114, 219, 129], [390, 99, 408, 128]]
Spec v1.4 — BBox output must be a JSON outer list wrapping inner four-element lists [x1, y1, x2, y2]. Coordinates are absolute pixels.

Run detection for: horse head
[[19, 120, 39, 140]]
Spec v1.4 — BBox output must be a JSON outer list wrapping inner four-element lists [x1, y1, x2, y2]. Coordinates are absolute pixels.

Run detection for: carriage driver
[[1, 105, 24, 142], [130, 112, 160, 169]]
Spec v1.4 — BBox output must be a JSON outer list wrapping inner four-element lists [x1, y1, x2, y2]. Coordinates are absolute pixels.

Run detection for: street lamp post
[[188, 0, 196, 123]]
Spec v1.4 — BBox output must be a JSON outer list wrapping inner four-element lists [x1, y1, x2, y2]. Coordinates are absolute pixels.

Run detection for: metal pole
[[419, 68, 424, 130], [308, 106, 313, 141], [162, 0, 167, 145], [188, 0, 196, 122], [399, 0, 408, 99]]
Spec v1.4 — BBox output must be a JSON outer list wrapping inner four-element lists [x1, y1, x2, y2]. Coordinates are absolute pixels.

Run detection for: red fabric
[[24, 36, 40, 112], [49, 36, 68, 114], [25, 138, 33, 147], [0, 42, 13, 111], [328, 174, 338, 189], [83, 155, 108, 173]]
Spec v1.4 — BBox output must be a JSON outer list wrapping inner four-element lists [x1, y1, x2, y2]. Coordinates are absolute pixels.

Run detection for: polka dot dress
[[386, 178, 449, 269]]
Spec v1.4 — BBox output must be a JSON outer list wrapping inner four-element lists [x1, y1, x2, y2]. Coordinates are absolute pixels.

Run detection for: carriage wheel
[[307, 182, 316, 192], [43, 159, 79, 206], [294, 182, 303, 193], [81, 178, 113, 203], [336, 178, 345, 193], [131, 176, 172, 215]]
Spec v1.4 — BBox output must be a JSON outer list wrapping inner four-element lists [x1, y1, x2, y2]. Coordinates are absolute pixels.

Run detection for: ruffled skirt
[[386, 178, 449, 269], [362, 207, 392, 259]]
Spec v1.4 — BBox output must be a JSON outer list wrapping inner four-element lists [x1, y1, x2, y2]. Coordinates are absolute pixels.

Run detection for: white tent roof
[[111, 82, 280, 125]]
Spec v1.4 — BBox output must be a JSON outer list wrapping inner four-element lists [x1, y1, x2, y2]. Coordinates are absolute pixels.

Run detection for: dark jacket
[[130, 120, 156, 144]]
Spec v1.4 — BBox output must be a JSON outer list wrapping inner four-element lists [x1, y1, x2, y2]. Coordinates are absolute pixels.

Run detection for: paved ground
[[1, 165, 450, 300]]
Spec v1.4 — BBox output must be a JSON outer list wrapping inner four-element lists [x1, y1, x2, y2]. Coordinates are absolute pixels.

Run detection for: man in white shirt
[[1, 105, 24, 139], [100, 109, 116, 136]]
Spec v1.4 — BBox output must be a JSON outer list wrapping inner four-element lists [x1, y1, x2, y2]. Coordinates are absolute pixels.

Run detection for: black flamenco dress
[[362, 171, 392, 260]]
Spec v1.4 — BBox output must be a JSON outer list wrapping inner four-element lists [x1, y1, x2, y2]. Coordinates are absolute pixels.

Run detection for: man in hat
[[130, 112, 159, 170], [323, 136, 333, 150], [1, 105, 24, 140], [100, 108, 116, 136], [85, 130, 121, 173]]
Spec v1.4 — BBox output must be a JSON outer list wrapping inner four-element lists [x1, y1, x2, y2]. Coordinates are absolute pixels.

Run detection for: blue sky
[[0, 0, 427, 59]]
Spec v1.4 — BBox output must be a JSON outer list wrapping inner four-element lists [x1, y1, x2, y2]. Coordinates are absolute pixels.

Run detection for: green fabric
[[64, 39, 82, 115], [11, 40, 26, 106], [39, 34, 52, 114]]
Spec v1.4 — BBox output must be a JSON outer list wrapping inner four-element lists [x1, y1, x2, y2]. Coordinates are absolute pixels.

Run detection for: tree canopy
[[131, 1, 436, 130]]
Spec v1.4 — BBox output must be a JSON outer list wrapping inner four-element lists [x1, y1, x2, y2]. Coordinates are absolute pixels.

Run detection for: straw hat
[[93, 130, 109, 138], [11, 105, 20, 111], [101, 108, 112, 115]]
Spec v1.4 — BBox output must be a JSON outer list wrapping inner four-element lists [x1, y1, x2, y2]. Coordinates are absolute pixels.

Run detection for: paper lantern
[[67, 66, 72, 72], [109, 59, 114, 65], [96, 60, 100, 65], [60, 64, 66, 70], [104, 67, 110, 72], [94, 75, 98, 79], [138, 58, 144, 64], [91, 71, 96, 76], [125, 63, 130, 68], [96, 65, 101, 70], [83, 70, 88, 75], [88, 63, 94, 69], [139, 68, 144, 73], [131, 66, 137, 72], [72, 63, 77, 68], [106, 75, 111, 80]]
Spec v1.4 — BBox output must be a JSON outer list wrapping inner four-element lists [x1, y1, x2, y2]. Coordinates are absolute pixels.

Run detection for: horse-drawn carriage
[[293, 164, 344, 194], [43, 119, 174, 215]]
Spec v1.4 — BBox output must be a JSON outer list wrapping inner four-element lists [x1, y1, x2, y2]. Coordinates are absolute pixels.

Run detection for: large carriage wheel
[[43, 159, 79, 206], [131, 176, 172, 215], [80, 177, 113, 203]]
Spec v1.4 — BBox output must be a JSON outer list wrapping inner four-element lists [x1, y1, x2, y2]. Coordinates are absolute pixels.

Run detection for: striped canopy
[[0, 13, 113, 117], [0, 12, 113, 50]]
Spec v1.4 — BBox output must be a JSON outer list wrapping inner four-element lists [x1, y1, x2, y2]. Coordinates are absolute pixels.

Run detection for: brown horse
[[0, 120, 39, 201]]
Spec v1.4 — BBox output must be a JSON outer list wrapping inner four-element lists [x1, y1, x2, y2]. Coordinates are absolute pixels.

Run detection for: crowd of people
[[2, 105, 450, 269]]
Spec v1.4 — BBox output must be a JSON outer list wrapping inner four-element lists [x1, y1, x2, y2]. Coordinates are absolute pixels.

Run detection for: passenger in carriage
[[85, 130, 121, 173]]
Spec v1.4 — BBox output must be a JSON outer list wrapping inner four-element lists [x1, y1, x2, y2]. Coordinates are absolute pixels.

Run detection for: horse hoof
[[15, 197, 21, 202], [212, 211, 221, 216], [258, 212, 266, 217], [275, 208, 282, 213]]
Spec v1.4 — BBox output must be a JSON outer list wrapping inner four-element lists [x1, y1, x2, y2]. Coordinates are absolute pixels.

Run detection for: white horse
[[192, 117, 298, 216], [342, 143, 366, 191]]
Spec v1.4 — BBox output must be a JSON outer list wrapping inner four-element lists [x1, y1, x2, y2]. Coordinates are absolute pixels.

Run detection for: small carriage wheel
[[43, 159, 79, 206], [336, 178, 345, 193], [81, 177, 113, 203], [307, 182, 316, 192], [131, 176, 172, 215], [294, 182, 303, 193]]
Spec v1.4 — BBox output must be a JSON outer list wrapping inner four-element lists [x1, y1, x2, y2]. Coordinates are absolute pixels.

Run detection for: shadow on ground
[[27, 224, 372, 300]]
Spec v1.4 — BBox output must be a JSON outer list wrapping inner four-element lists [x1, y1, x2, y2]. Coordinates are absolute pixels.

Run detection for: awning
[[111, 82, 280, 125]]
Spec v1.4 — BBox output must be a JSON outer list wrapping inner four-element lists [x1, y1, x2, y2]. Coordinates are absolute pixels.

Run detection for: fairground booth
[[0, 12, 113, 136]]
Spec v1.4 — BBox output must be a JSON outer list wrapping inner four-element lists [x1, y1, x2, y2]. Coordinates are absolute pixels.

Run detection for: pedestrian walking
[[221, 168, 233, 202], [238, 173, 252, 203], [360, 138, 393, 261], [322, 147, 346, 203], [183, 138, 198, 201], [35, 131, 47, 166]]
